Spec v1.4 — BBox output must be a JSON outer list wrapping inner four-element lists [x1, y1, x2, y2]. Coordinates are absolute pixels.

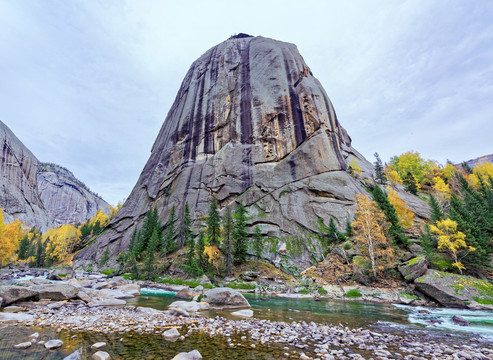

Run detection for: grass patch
[[58, 273, 68, 278], [298, 288, 310, 295], [399, 292, 420, 300], [122, 274, 133, 280], [473, 297, 493, 305], [155, 277, 214, 289], [344, 289, 362, 298], [318, 287, 328, 295], [101, 269, 116, 276], [226, 281, 256, 290], [407, 256, 424, 266]]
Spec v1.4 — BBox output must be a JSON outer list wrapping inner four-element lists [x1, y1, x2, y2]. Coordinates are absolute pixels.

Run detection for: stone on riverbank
[[398, 256, 428, 281], [415, 270, 493, 308], [201, 287, 250, 309], [452, 315, 470, 326], [0, 312, 34, 323], [91, 342, 107, 350], [44, 339, 63, 349], [118, 284, 140, 296], [88, 298, 126, 307], [63, 348, 83, 360], [92, 351, 111, 360], [171, 349, 202, 360], [174, 288, 196, 300], [168, 301, 209, 313], [34, 284, 79, 301], [162, 327, 180, 341], [14, 341, 32, 349], [0, 285, 38, 306], [3, 305, 23, 312], [231, 309, 254, 317]]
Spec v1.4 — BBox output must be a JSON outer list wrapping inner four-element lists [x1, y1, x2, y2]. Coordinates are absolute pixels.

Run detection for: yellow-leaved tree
[[352, 194, 395, 279], [468, 162, 493, 189], [0, 208, 26, 266], [89, 210, 109, 227], [348, 158, 363, 178], [430, 218, 475, 274], [385, 166, 403, 186], [432, 176, 451, 204], [386, 188, 414, 228], [44, 224, 82, 264]]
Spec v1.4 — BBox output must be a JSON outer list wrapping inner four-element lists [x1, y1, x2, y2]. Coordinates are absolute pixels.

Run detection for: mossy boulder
[[398, 256, 428, 282], [415, 270, 493, 309], [352, 256, 371, 286]]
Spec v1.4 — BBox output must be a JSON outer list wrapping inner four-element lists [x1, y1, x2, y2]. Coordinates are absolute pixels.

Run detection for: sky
[[0, 0, 492, 205]]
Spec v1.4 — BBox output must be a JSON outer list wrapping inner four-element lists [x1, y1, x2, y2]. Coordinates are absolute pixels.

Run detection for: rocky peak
[[75, 35, 380, 267]]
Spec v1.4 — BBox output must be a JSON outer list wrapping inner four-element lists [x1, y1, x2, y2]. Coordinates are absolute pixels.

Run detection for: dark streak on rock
[[321, 94, 346, 170]]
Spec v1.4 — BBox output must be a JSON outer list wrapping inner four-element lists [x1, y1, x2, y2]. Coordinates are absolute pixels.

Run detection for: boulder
[[171, 350, 202, 360], [169, 308, 190, 317], [240, 272, 259, 281], [174, 288, 196, 300], [108, 276, 127, 287], [0, 285, 38, 306], [0, 312, 34, 323], [415, 270, 493, 308], [198, 275, 212, 286], [452, 315, 470, 326], [3, 305, 23, 312], [168, 300, 209, 313], [91, 342, 107, 350], [14, 342, 32, 349], [30, 278, 52, 285], [398, 256, 428, 282], [63, 349, 83, 360], [100, 289, 134, 299], [162, 328, 180, 341], [352, 256, 372, 286], [92, 351, 111, 360], [44, 339, 63, 349], [88, 298, 126, 307], [201, 287, 250, 309], [48, 268, 73, 280], [409, 243, 424, 256], [34, 284, 79, 301], [118, 284, 140, 296]]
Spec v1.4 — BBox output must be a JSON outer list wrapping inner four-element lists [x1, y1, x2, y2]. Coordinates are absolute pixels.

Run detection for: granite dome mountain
[[0, 120, 110, 230], [76, 35, 427, 266]]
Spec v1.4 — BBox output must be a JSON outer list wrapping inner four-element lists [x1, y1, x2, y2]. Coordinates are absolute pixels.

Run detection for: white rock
[[44, 339, 63, 349], [168, 300, 209, 313], [92, 351, 111, 360], [162, 328, 180, 341], [0, 312, 34, 323], [3, 305, 23, 313], [29, 332, 40, 341], [14, 341, 32, 349], [171, 349, 202, 360], [231, 309, 254, 317], [88, 298, 126, 307], [91, 342, 107, 350]]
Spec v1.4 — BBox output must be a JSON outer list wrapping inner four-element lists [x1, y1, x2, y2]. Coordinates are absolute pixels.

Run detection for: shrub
[[344, 289, 362, 298]]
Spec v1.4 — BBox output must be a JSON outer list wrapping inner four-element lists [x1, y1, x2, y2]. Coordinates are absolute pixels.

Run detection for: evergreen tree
[[404, 172, 418, 195], [345, 219, 353, 237], [374, 152, 387, 185], [80, 223, 92, 239], [35, 239, 46, 268], [222, 207, 234, 277], [327, 218, 339, 244], [92, 221, 101, 235], [128, 228, 140, 255], [127, 251, 139, 279], [461, 161, 473, 174], [143, 228, 160, 280], [18, 235, 30, 260], [372, 185, 408, 246], [136, 208, 160, 255], [253, 226, 263, 271], [163, 205, 177, 254], [196, 230, 209, 272], [207, 197, 221, 246], [232, 203, 249, 264], [429, 194, 444, 224]]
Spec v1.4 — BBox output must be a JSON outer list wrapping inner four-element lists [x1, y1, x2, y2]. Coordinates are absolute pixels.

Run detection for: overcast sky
[[1, 1, 492, 205]]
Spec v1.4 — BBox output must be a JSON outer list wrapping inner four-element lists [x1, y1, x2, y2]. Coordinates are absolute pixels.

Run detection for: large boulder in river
[[0, 285, 38, 306], [415, 270, 493, 308], [202, 287, 250, 309], [398, 256, 428, 282]]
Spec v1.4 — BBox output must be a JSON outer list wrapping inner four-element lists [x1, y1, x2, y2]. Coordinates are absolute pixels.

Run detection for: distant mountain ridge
[[462, 154, 493, 168], [0, 120, 109, 230]]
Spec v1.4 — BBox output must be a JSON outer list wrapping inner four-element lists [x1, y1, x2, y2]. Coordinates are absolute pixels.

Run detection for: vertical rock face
[[0, 120, 52, 231], [37, 163, 110, 226], [76, 35, 373, 265], [0, 120, 110, 230]]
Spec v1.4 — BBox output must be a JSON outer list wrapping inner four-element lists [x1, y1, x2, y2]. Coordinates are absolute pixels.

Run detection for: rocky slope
[[462, 154, 493, 168], [0, 120, 109, 229], [0, 120, 51, 231], [75, 35, 428, 267], [37, 163, 109, 226]]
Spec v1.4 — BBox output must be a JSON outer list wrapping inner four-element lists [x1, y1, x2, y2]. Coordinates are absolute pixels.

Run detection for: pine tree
[[374, 152, 387, 185], [404, 172, 418, 195], [163, 205, 177, 254], [222, 207, 234, 277], [253, 226, 263, 271], [232, 203, 249, 264], [429, 194, 444, 224], [207, 197, 221, 247], [18, 235, 30, 260], [345, 219, 353, 237], [35, 239, 46, 268], [196, 230, 209, 272], [136, 208, 159, 255], [143, 228, 161, 280], [327, 218, 338, 244], [372, 185, 408, 246], [128, 228, 140, 255]]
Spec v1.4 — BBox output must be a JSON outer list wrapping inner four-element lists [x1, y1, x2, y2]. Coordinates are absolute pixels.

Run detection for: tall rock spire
[[76, 35, 373, 266]]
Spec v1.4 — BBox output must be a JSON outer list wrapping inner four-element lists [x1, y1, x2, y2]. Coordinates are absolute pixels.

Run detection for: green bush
[[318, 287, 328, 295], [344, 289, 362, 298], [101, 269, 116, 276]]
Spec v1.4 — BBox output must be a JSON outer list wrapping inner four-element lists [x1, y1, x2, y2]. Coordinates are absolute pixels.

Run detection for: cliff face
[[37, 163, 110, 227], [76, 35, 379, 266], [0, 121, 52, 231], [0, 120, 109, 230]]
